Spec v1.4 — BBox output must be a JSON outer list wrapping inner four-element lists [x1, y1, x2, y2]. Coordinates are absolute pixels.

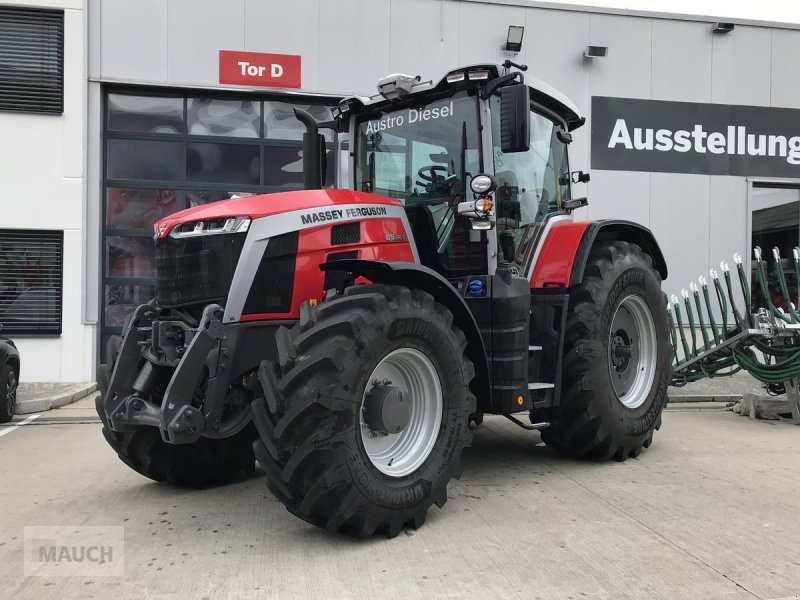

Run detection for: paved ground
[[1, 396, 799, 600]]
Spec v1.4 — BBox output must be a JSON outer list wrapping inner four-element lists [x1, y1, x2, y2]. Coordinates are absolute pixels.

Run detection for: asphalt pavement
[[1, 395, 799, 600]]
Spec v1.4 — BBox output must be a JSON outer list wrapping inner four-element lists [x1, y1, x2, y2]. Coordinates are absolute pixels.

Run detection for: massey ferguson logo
[[299, 206, 388, 225]]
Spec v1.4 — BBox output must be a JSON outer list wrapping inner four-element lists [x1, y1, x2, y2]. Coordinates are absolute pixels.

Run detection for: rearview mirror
[[571, 171, 591, 184], [499, 84, 530, 153]]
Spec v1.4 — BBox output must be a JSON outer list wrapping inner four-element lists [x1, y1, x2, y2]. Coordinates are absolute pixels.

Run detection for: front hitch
[[102, 304, 226, 444]]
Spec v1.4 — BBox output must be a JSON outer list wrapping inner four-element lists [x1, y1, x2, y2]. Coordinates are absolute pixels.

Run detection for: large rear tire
[[541, 241, 670, 460], [252, 285, 475, 538]]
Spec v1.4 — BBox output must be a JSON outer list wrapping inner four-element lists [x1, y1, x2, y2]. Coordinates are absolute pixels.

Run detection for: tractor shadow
[[96, 418, 591, 550]]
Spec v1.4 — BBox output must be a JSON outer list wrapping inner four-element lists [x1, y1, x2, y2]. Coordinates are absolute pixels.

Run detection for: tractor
[[97, 62, 671, 538]]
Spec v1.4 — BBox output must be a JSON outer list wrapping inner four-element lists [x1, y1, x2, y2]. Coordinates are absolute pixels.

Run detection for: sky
[[534, 0, 800, 24]]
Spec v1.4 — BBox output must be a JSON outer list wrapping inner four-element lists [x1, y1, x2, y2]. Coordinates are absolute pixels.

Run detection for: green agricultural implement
[[670, 246, 800, 423]]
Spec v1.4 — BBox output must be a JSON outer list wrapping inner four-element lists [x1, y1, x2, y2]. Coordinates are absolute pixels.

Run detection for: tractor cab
[[335, 63, 585, 281]]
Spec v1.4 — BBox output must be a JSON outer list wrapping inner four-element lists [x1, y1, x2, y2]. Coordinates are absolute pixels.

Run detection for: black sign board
[[591, 96, 800, 178]]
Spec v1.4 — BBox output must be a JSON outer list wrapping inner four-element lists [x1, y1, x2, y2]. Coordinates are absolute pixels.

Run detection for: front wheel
[[541, 241, 670, 460], [253, 285, 475, 538]]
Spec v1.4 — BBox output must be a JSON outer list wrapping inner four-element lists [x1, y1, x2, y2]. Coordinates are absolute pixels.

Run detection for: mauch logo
[[24, 526, 124, 576], [591, 96, 800, 178]]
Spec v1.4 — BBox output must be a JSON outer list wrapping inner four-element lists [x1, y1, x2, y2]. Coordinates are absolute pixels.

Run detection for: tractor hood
[[154, 189, 402, 239]]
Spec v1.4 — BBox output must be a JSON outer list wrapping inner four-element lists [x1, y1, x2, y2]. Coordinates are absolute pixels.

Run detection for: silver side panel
[[525, 214, 574, 282], [223, 203, 416, 323]]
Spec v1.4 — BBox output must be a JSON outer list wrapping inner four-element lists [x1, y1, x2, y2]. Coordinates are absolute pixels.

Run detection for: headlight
[[470, 174, 496, 195], [168, 216, 251, 238]]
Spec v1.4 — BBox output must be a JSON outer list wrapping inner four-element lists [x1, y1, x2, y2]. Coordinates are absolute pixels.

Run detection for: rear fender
[[320, 259, 492, 412], [569, 220, 668, 286]]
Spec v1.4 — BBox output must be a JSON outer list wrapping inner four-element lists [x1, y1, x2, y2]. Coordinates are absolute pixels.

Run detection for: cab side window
[[490, 96, 571, 240]]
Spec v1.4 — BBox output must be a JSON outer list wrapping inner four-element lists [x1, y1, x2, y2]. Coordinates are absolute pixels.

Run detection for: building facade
[[5, 0, 800, 381]]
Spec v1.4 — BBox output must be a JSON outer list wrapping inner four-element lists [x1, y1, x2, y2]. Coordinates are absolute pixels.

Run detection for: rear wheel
[[0, 364, 18, 423], [252, 285, 475, 538], [541, 241, 670, 460]]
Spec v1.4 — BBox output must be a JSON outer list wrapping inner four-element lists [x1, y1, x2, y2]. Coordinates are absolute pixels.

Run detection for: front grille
[[155, 233, 246, 307], [243, 232, 298, 314], [331, 222, 360, 245]]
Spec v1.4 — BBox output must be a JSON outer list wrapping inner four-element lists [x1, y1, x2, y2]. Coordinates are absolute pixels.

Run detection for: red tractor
[[98, 63, 671, 538]]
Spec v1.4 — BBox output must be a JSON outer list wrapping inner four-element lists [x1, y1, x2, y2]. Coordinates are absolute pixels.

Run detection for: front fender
[[320, 259, 492, 411]]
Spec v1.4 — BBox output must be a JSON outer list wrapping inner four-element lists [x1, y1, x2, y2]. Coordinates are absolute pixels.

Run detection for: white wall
[[80, 0, 800, 377], [1, 0, 92, 382]]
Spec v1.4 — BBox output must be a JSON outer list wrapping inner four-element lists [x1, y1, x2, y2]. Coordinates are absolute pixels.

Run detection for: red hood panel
[[154, 189, 402, 237]]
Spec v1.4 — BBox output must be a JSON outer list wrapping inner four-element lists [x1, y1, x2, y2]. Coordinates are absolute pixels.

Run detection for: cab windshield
[[354, 90, 485, 277]]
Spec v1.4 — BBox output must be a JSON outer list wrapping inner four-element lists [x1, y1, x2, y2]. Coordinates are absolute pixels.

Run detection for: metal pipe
[[700, 275, 720, 344], [771, 247, 800, 322], [682, 289, 698, 357], [672, 294, 691, 361], [691, 281, 711, 350]]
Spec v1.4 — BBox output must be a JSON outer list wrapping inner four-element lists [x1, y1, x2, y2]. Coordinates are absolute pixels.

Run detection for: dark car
[[0, 324, 20, 423]]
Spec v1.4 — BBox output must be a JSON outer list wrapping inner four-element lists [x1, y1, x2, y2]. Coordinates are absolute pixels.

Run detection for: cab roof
[[339, 64, 584, 131]]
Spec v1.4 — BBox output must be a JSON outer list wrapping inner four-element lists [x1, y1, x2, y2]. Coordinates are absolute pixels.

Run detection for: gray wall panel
[[389, 0, 460, 79], [457, 1, 526, 66], [709, 176, 748, 268], [168, 0, 244, 86], [586, 170, 650, 226], [244, 0, 320, 91], [650, 173, 710, 298], [524, 7, 591, 172], [587, 14, 652, 99], [711, 26, 771, 106], [651, 19, 712, 102], [318, 0, 390, 95], [101, 0, 168, 82], [770, 29, 800, 109]]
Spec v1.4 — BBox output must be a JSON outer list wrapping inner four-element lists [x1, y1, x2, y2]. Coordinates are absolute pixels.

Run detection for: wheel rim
[[6, 369, 17, 404], [607, 295, 657, 409], [360, 348, 443, 477]]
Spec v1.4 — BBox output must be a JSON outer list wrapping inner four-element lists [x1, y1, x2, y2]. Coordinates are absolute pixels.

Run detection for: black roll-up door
[[0, 7, 64, 114], [0, 229, 64, 335]]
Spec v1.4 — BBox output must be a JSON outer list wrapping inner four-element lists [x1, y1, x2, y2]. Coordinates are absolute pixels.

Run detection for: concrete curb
[[15, 382, 98, 415], [668, 394, 742, 403]]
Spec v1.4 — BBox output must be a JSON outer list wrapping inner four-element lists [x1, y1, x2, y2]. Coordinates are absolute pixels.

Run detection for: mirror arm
[[563, 197, 588, 211], [481, 72, 523, 99]]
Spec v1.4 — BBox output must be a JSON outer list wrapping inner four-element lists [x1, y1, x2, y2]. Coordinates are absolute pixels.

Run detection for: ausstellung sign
[[591, 96, 800, 178]]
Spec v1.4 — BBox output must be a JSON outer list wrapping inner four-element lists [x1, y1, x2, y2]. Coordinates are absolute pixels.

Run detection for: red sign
[[219, 51, 301, 88]]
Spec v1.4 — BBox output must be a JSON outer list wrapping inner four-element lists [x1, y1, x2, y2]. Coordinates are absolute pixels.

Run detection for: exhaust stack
[[293, 108, 326, 190]]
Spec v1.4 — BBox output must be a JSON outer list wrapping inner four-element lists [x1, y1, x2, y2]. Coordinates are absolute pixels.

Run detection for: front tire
[[252, 285, 475, 538], [95, 393, 258, 487], [541, 241, 670, 460]]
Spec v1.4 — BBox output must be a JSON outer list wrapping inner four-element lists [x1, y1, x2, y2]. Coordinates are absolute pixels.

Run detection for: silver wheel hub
[[360, 348, 443, 478], [608, 294, 657, 409]]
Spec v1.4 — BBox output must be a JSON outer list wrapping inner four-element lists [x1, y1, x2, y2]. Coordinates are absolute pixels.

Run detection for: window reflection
[[104, 284, 154, 327], [187, 142, 260, 185], [107, 94, 183, 134], [106, 237, 155, 278], [264, 102, 334, 142], [187, 98, 260, 138], [107, 139, 183, 181], [106, 188, 180, 229], [187, 190, 255, 207]]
